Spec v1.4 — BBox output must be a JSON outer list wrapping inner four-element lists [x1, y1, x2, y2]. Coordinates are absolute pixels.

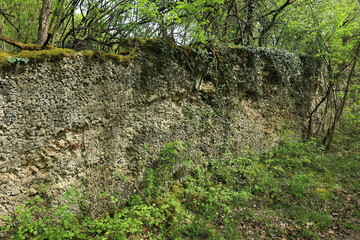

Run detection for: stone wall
[[0, 39, 322, 218]]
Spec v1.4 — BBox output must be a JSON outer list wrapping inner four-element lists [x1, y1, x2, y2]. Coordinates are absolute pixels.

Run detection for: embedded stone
[[28, 187, 38, 196], [200, 82, 216, 94], [146, 95, 158, 103]]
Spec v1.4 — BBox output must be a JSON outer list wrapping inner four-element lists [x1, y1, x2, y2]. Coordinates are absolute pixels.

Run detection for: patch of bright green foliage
[[0, 47, 134, 69], [6, 56, 29, 65], [1, 129, 359, 239]]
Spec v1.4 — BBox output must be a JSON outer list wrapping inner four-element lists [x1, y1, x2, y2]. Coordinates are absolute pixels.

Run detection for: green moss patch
[[79, 49, 134, 64], [17, 48, 76, 61], [0, 51, 12, 63], [0, 46, 134, 69]]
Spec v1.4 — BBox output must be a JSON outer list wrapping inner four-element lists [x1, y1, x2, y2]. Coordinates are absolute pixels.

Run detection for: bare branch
[[0, 34, 47, 50], [0, 9, 19, 33]]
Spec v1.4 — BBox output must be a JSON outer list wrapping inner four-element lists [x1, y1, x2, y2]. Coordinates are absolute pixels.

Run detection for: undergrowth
[[1, 130, 359, 239]]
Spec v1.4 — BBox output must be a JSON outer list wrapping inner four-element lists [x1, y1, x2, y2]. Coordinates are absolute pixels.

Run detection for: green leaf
[[6, 57, 16, 63]]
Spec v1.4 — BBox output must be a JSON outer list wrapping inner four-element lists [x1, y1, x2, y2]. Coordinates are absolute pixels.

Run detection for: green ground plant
[[1, 127, 359, 239]]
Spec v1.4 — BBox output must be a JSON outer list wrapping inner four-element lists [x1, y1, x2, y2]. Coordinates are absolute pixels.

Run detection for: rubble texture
[[0, 39, 322, 218]]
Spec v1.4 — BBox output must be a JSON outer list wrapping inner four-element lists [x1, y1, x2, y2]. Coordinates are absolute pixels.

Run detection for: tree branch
[[0, 34, 49, 50], [0, 34, 26, 49], [0, 9, 19, 33]]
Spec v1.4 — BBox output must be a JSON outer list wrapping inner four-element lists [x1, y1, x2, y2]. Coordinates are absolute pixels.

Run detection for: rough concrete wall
[[0, 40, 322, 218]]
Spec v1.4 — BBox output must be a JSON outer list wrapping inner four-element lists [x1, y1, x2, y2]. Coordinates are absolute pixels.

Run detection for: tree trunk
[[243, 0, 255, 46], [38, 0, 52, 45], [323, 41, 360, 150]]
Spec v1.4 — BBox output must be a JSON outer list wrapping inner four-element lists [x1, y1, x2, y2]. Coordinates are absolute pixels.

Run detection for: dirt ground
[[346, 231, 360, 240]]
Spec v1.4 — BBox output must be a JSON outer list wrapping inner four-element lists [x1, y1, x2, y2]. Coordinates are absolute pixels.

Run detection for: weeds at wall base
[[1, 131, 359, 239]]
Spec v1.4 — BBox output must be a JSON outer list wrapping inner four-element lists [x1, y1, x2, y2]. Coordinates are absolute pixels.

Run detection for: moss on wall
[[0, 46, 135, 69]]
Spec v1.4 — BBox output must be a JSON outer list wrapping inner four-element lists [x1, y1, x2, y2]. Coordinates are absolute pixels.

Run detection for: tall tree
[[38, 0, 52, 44]]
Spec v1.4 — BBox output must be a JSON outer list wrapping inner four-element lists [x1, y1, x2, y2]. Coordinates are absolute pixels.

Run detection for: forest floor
[[347, 231, 360, 240]]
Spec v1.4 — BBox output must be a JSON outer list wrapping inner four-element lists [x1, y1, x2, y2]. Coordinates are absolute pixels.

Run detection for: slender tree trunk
[[306, 82, 334, 139], [323, 41, 360, 150], [38, 0, 52, 44], [244, 0, 255, 46]]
